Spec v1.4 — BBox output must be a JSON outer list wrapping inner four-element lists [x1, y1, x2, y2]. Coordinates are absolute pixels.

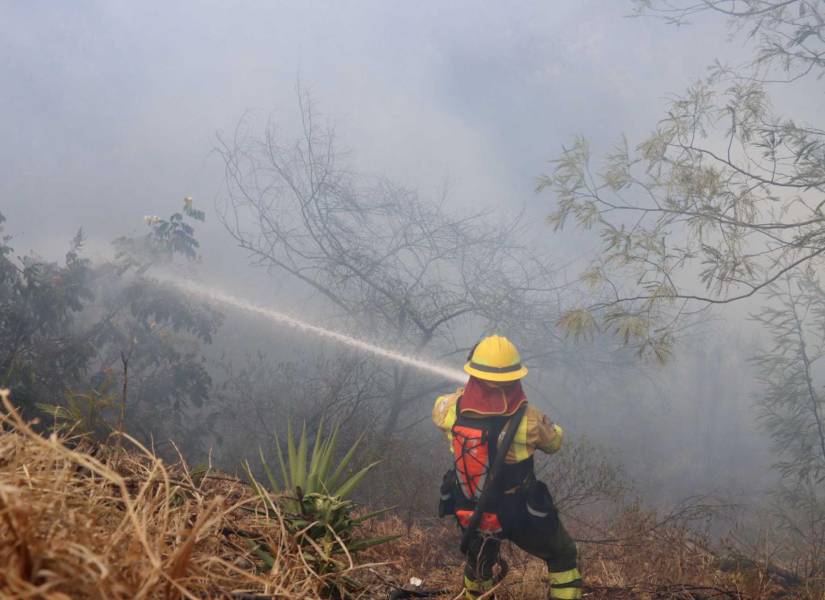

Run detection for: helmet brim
[[463, 363, 528, 382]]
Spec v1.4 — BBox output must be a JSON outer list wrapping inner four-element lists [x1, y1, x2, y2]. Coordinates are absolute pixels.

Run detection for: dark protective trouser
[[462, 480, 581, 599]]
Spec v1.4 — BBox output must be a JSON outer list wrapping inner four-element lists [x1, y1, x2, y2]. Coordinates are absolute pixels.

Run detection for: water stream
[[171, 279, 467, 383]]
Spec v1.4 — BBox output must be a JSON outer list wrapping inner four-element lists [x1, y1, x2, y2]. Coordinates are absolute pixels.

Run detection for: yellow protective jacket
[[432, 388, 563, 464]]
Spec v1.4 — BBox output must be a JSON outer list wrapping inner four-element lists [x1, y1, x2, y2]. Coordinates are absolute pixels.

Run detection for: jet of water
[[171, 279, 467, 384]]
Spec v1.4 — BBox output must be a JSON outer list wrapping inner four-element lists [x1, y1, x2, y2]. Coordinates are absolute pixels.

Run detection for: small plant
[[37, 377, 118, 437], [246, 420, 398, 597]]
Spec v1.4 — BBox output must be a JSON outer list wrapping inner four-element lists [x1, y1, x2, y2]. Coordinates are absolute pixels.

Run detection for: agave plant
[[260, 420, 377, 507], [246, 420, 398, 596]]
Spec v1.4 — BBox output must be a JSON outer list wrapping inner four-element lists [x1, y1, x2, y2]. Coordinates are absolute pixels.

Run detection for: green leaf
[[346, 534, 402, 552], [308, 417, 325, 475], [295, 421, 308, 490], [327, 432, 365, 491], [259, 446, 280, 493], [333, 461, 379, 499], [253, 544, 275, 570], [243, 460, 278, 514], [351, 505, 396, 525], [287, 421, 298, 489], [306, 417, 325, 494], [274, 430, 291, 490], [317, 423, 339, 485]]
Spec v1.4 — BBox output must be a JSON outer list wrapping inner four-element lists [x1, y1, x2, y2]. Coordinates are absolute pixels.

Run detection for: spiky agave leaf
[[316, 423, 339, 486], [273, 429, 290, 491], [306, 418, 325, 494], [308, 417, 325, 474], [251, 543, 275, 571], [332, 461, 379, 499], [286, 421, 298, 490], [326, 431, 366, 491], [258, 447, 280, 494], [243, 460, 278, 514], [345, 534, 402, 552], [294, 421, 308, 490], [351, 505, 396, 525]]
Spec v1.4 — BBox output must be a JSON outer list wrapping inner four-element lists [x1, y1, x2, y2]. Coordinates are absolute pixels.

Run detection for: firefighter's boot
[[464, 574, 495, 599], [547, 567, 583, 599]]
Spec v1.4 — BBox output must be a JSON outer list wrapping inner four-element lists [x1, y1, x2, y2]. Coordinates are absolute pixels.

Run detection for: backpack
[[443, 396, 532, 535]]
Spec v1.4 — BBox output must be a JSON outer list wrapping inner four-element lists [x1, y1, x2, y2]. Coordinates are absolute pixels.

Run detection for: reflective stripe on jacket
[[432, 389, 563, 462]]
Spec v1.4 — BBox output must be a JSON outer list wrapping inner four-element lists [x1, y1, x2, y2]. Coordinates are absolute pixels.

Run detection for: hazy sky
[[1, 1, 738, 265]]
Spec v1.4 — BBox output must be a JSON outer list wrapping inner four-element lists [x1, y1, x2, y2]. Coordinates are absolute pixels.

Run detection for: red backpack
[[449, 397, 532, 533]]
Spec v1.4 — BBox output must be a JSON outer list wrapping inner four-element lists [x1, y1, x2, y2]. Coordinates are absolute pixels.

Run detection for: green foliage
[[265, 420, 378, 504], [539, 1, 825, 358], [246, 420, 395, 597], [0, 200, 222, 452], [751, 270, 825, 577], [114, 198, 206, 270], [37, 376, 118, 436], [556, 308, 598, 341], [0, 213, 95, 412], [751, 272, 825, 483], [93, 199, 221, 447], [149, 199, 205, 260]]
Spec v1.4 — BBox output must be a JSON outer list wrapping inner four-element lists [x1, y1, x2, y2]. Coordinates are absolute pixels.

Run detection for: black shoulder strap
[[459, 404, 527, 553]]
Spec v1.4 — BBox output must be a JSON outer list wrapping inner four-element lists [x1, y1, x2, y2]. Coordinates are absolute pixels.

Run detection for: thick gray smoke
[[3, 0, 805, 510]]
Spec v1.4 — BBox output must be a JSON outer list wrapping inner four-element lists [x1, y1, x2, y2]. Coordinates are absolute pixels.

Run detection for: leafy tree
[[751, 269, 825, 576], [87, 274, 221, 447], [113, 197, 206, 271], [753, 272, 825, 483], [539, 0, 825, 358], [88, 199, 222, 448], [0, 214, 95, 412], [633, 0, 825, 80], [538, 1, 825, 572], [0, 201, 222, 453]]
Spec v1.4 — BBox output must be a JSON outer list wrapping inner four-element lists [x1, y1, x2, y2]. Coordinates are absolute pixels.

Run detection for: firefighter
[[432, 335, 582, 600]]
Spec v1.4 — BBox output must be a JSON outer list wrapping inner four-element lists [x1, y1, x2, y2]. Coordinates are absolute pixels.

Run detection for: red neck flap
[[460, 376, 527, 416]]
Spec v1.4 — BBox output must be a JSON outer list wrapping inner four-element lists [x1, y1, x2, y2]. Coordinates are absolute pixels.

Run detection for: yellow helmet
[[464, 335, 528, 382]]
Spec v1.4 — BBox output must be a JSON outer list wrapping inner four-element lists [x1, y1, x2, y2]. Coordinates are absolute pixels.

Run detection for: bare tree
[[216, 90, 570, 437]]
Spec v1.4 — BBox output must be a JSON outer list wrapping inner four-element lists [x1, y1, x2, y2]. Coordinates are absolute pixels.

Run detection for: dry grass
[[0, 389, 385, 599], [0, 386, 817, 599], [361, 506, 817, 599]]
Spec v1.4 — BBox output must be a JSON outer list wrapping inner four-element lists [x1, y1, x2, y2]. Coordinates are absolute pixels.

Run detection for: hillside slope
[[0, 390, 807, 599]]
